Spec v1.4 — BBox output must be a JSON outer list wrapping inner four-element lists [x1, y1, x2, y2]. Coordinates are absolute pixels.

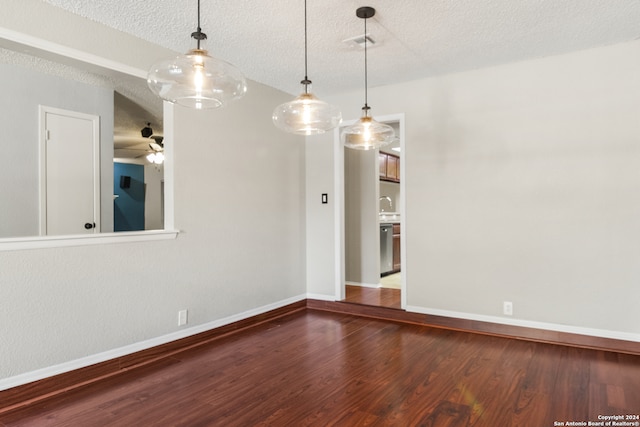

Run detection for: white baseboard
[[0, 294, 307, 392], [405, 305, 640, 343], [306, 293, 335, 301], [345, 281, 381, 288]]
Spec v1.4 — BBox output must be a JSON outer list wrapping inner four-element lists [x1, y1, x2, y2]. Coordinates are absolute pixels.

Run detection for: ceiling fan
[[113, 123, 165, 162], [140, 123, 165, 164]]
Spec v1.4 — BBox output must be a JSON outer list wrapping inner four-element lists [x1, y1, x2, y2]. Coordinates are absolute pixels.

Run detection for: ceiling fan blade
[[149, 141, 163, 152]]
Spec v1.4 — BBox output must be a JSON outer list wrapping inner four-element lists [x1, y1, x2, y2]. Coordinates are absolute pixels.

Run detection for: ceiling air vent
[[342, 34, 377, 49]]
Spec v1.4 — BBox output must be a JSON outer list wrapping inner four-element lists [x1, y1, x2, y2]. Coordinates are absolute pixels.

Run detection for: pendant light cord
[[355, 6, 374, 114], [192, 0, 207, 49], [301, 0, 311, 90], [363, 14, 368, 110], [304, 0, 308, 81], [197, 0, 201, 48]]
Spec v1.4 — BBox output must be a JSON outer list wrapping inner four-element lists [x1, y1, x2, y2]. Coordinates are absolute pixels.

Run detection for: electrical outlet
[[178, 309, 188, 326], [503, 301, 513, 316]]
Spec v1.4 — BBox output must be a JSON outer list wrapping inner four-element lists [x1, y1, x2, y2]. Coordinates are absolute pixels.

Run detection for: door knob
[[84, 222, 95, 229]]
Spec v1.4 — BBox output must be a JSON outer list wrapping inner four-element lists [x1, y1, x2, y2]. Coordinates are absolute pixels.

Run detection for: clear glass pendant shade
[[341, 107, 395, 150], [147, 49, 247, 109], [342, 7, 395, 150], [272, 83, 342, 135]]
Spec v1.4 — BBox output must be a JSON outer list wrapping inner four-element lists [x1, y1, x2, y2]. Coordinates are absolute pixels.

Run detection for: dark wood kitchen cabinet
[[379, 152, 387, 178], [392, 223, 401, 272], [379, 152, 400, 183]]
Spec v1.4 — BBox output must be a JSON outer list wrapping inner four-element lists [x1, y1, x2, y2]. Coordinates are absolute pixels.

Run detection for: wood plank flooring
[[344, 285, 401, 309], [1, 310, 639, 426]]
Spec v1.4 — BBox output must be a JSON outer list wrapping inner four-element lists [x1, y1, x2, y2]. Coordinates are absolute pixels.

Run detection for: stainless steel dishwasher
[[380, 223, 393, 275]]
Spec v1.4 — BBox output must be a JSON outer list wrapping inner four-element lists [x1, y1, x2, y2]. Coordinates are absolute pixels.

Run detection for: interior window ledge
[[0, 230, 179, 251]]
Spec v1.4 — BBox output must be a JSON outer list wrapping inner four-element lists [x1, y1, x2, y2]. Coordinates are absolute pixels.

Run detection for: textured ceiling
[[40, 0, 640, 98]]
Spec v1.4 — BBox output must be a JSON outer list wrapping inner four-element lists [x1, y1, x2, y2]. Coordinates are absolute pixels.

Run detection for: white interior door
[[40, 106, 100, 236]]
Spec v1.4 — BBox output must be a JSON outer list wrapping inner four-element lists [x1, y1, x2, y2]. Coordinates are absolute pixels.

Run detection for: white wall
[[308, 39, 640, 340], [144, 163, 164, 230], [344, 148, 379, 285], [0, 3, 306, 384], [305, 134, 338, 299]]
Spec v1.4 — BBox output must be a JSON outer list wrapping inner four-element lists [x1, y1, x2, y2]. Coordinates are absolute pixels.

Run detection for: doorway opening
[[338, 115, 405, 310]]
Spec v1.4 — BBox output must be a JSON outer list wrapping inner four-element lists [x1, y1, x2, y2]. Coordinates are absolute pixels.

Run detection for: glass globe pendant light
[[147, 0, 247, 109], [272, 0, 342, 135], [341, 7, 395, 150]]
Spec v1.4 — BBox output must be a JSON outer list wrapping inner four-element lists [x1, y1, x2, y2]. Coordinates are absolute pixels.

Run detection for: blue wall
[[113, 163, 145, 231]]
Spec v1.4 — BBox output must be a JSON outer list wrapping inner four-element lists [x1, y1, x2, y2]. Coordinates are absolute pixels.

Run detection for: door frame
[[39, 105, 101, 235], [334, 113, 407, 309]]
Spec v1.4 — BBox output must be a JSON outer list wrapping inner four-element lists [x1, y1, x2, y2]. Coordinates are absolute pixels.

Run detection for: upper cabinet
[[379, 152, 400, 183]]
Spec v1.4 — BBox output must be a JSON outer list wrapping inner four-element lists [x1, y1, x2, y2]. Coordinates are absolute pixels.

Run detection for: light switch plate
[[178, 309, 188, 326]]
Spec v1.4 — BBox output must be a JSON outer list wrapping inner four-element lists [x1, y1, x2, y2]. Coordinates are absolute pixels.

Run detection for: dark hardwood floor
[[344, 285, 401, 309], [2, 310, 639, 426]]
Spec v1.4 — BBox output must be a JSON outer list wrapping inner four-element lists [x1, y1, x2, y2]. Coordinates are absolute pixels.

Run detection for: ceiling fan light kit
[[272, 0, 342, 135], [341, 6, 395, 150], [146, 151, 165, 165], [137, 122, 165, 164], [147, 0, 247, 109]]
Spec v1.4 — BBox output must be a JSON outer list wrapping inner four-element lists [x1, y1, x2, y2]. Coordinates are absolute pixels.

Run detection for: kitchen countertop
[[379, 213, 401, 224]]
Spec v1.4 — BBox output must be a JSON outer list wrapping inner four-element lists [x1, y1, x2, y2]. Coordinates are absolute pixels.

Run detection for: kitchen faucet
[[379, 196, 393, 212]]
